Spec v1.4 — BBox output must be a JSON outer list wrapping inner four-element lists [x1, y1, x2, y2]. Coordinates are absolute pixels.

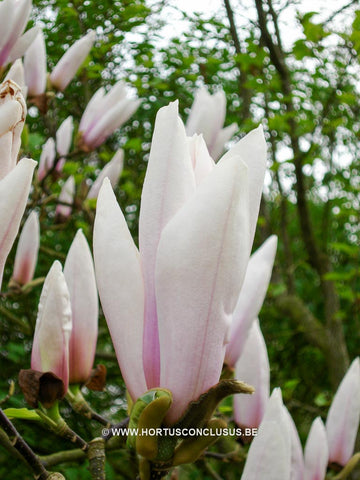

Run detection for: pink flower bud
[[186, 88, 238, 160], [31, 261, 72, 391], [326, 357, 360, 465], [0, 157, 36, 289], [0, 0, 38, 68], [50, 31, 95, 91], [64, 230, 98, 384], [37, 137, 55, 181], [87, 149, 124, 199], [0, 79, 26, 179], [24, 30, 47, 96], [79, 81, 140, 151], [12, 210, 40, 285], [56, 176, 75, 219]]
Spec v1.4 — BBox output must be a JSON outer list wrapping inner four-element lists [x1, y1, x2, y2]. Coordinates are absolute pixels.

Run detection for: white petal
[[139, 101, 196, 388], [8, 26, 40, 64], [304, 417, 329, 480], [31, 261, 72, 390], [225, 235, 277, 366], [241, 389, 291, 480], [87, 149, 124, 199], [221, 125, 267, 246], [93, 179, 146, 400], [56, 116, 73, 157], [326, 357, 360, 465], [157, 153, 250, 423], [0, 158, 36, 289], [234, 320, 270, 429]]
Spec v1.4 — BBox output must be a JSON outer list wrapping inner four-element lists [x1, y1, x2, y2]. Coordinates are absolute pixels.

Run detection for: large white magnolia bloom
[[94, 101, 266, 423]]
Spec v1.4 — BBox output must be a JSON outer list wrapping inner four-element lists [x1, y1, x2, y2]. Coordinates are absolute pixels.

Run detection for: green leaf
[[3, 408, 41, 421]]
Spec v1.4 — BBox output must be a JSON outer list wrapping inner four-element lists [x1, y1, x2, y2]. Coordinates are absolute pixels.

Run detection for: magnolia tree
[[0, 1, 359, 480]]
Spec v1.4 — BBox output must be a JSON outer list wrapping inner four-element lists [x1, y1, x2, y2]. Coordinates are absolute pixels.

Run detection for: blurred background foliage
[[0, 0, 359, 478]]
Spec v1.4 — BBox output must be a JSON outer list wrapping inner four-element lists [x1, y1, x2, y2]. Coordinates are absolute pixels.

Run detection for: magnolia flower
[[4, 59, 27, 98], [0, 0, 38, 69], [31, 261, 72, 390], [94, 101, 266, 423], [241, 389, 291, 480], [50, 30, 95, 91], [234, 319, 269, 429], [56, 115, 73, 158], [186, 88, 238, 160], [304, 417, 329, 480], [56, 175, 75, 219], [64, 230, 98, 384], [0, 79, 26, 179], [225, 235, 278, 367], [24, 30, 46, 96], [11, 210, 40, 285], [326, 357, 360, 465], [37, 137, 55, 181], [78, 81, 141, 151], [0, 158, 36, 289], [87, 149, 124, 200]]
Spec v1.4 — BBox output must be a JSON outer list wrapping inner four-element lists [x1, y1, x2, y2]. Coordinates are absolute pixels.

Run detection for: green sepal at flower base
[[127, 388, 173, 460]]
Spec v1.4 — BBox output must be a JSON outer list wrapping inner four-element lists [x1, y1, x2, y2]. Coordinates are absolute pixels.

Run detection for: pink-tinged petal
[[225, 235, 277, 366], [304, 417, 329, 480], [8, 27, 40, 65], [56, 176, 75, 219], [37, 137, 56, 181], [50, 30, 95, 91], [56, 116, 73, 157], [241, 389, 291, 480], [0, 157, 36, 289], [93, 178, 146, 401], [0, 0, 15, 53], [82, 97, 141, 150], [186, 88, 226, 157], [4, 59, 28, 99], [98, 81, 129, 115], [187, 134, 215, 184], [31, 261, 72, 391], [326, 357, 360, 465], [79, 87, 105, 133], [0, 0, 32, 66], [87, 149, 124, 200], [24, 30, 47, 96], [221, 125, 267, 246], [157, 154, 250, 424], [7, 0, 32, 47], [12, 210, 40, 285], [211, 122, 238, 161], [139, 101, 196, 389], [284, 408, 305, 480], [234, 319, 269, 429], [64, 229, 98, 384]]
